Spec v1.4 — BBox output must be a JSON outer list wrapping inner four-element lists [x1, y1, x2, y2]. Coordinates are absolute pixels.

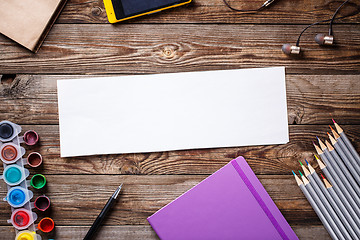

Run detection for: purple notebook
[[148, 156, 298, 240]]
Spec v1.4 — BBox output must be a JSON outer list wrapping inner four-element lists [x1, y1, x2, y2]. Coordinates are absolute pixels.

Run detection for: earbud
[[280, 0, 354, 57], [315, 34, 334, 45], [281, 44, 301, 55]]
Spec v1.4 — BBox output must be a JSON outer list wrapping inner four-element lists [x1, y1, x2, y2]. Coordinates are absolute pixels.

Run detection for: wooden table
[[0, 0, 359, 239]]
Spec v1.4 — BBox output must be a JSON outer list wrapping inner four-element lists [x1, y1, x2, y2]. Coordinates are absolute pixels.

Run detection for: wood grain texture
[[0, 175, 327, 226], [0, 225, 330, 240], [57, 0, 360, 24], [1, 74, 359, 125], [1, 1, 359, 239], [0, 24, 359, 74], [2, 124, 358, 175]]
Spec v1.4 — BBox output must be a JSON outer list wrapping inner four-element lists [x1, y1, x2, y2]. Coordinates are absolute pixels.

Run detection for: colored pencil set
[[0, 121, 54, 240], [293, 119, 360, 240]]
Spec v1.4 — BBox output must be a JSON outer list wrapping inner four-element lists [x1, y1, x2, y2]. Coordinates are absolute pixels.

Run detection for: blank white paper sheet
[[57, 67, 288, 157]]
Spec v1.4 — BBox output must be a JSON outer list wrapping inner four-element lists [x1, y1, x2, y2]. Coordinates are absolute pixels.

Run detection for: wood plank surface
[[0, 175, 328, 226], [0, 24, 359, 74], [1, 0, 359, 239], [3, 124, 359, 175], [1, 74, 360, 124], [57, 0, 360, 24], [0, 225, 331, 240]]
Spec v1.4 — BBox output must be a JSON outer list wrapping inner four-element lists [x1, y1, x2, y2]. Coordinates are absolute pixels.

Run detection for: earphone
[[222, 0, 359, 55], [222, 0, 276, 13], [282, 0, 359, 55]]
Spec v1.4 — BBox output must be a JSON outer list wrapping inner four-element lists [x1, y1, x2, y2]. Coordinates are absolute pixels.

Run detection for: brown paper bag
[[0, 0, 67, 52]]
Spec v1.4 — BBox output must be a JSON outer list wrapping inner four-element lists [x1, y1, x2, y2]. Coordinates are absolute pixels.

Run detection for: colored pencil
[[299, 171, 345, 240], [320, 173, 360, 238], [293, 171, 339, 240], [333, 119, 360, 165], [314, 141, 360, 209], [315, 154, 360, 221], [301, 161, 355, 239], [303, 160, 359, 239], [328, 131, 360, 185], [331, 124, 360, 171], [325, 139, 360, 198], [317, 137, 360, 205], [317, 136, 327, 151]]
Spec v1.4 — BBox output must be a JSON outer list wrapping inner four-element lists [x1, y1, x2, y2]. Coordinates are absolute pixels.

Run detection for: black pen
[[83, 184, 123, 240]]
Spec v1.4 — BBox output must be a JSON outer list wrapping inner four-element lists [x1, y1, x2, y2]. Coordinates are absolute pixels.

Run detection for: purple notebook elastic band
[[231, 160, 289, 240]]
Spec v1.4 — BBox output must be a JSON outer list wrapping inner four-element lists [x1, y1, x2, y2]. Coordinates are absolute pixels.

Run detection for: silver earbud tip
[[282, 44, 300, 55]]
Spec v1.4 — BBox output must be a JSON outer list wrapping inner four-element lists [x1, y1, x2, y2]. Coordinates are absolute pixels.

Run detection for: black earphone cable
[[222, 0, 275, 13], [224, 0, 360, 51], [296, 3, 360, 46], [329, 0, 351, 35]]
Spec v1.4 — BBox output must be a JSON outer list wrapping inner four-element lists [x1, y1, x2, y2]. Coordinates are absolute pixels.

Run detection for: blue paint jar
[[2, 164, 29, 186], [5, 186, 33, 208]]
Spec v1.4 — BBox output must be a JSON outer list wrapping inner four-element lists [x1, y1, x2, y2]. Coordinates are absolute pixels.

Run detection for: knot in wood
[[162, 47, 175, 58], [91, 7, 102, 16], [1, 74, 16, 85]]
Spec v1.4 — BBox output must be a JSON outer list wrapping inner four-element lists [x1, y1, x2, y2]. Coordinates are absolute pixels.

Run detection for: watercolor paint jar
[[8, 208, 37, 230], [30, 174, 46, 189], [0, 143, 24, 164], [27, 152, 43, 168], [23, 130, 39, 146], [38, 217, 55, 233], [15, 230, 42, 240], [4, 186, 33, 208], [0, 121, 21, 142], [34, 195, 50, 212], [1, 164, 29, 186]]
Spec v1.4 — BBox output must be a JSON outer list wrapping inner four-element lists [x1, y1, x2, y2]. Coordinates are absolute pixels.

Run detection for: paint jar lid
[[34, 195, 50, 211], [5, 186, 33, 208], [8, 188, 26, 207], [1, 145, 17, 161], [5, 166, 22, 183], [0, 143, 23, 164], [30, 174, 46, 189], [27, 152, 43, 168], [23, 130, 39, 146], [3, 164, 28, 186], [9, 208, 36, 230], [0, 123, 13, 139], [0, 121, 21, 142], [38, 217, 55, 233], [15, 230, 41, 240]]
